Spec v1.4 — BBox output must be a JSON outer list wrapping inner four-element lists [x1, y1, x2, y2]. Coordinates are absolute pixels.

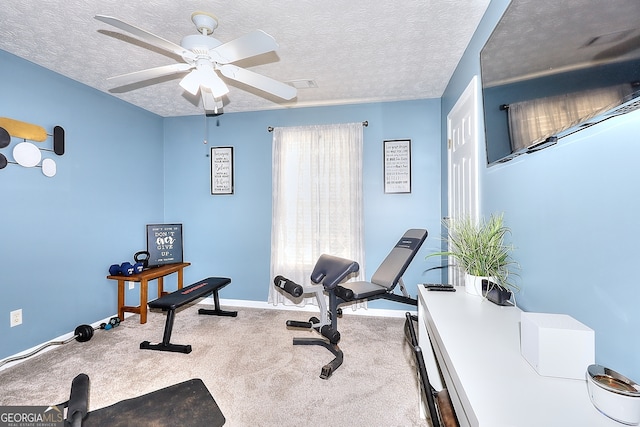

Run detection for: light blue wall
[[162, 101, 443, 309], [0, 51, 164, 360], [443, 0, 640, 381]]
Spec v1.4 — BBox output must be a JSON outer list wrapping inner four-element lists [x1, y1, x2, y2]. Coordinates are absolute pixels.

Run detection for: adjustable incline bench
[[335, 228, 427, 306], [273, 229, 427, 379], [140, 277, 237, 354]]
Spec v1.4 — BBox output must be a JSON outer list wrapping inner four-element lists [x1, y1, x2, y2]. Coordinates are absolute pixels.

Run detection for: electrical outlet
[[128, 281, 135, 290], [10, 309, 22, 327]]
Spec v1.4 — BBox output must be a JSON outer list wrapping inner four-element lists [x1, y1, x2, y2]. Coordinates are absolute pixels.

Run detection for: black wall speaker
[[53, 125, 65, 155]]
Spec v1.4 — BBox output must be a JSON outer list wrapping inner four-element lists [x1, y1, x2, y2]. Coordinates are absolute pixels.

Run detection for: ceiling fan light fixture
[[179, 67, 229, 98], [202, 89, 223, 115], [179, 71, 201, 95], [200, 73, 229, 98]]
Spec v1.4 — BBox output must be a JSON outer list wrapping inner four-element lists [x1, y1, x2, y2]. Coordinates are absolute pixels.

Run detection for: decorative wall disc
[[0, 127, 9, 148], [42, 158, 57, 177], [13, 142, 41, 167]]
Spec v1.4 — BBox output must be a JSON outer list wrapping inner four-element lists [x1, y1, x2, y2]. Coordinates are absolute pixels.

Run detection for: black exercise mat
[[83, 378, 225, 427]]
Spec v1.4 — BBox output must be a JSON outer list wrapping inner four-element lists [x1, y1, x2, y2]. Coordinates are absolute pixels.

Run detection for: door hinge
[[448, 138, 452, 149]]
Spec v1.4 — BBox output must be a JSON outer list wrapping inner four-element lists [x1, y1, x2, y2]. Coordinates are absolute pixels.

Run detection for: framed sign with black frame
[[383, 139, 411, 194], [145, 223, 183, 268], [211, 146, 234, 195]]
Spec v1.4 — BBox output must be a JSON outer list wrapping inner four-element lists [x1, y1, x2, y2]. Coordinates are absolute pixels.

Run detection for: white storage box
[[520, 312, 594, 380]]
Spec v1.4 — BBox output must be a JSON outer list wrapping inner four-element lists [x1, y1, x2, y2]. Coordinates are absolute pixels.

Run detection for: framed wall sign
[[211, 146, 234, 195], [145, 223, 183, 268], [383, 139, 411, 193]]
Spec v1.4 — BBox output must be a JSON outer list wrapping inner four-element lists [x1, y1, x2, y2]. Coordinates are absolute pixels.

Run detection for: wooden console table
[[417, 286, 619, 426], [107, 262, 191, 324]]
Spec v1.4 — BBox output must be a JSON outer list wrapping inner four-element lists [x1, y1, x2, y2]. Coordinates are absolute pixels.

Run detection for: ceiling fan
[[94, 12, 297, 114]]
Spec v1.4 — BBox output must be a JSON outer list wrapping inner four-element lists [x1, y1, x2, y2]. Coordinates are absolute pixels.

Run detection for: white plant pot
[[464, 273, 492, 296]]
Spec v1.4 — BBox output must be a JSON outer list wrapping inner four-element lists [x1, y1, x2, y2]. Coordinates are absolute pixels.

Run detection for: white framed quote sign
[[383, 139, 411, 193], [211, 146, 234, 195]]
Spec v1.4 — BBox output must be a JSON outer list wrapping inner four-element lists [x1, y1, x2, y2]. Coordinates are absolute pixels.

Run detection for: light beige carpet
[[0, 304, 424, 426]]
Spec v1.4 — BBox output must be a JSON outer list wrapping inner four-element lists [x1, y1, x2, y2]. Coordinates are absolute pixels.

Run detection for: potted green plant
[[427, 213, 519, 303]]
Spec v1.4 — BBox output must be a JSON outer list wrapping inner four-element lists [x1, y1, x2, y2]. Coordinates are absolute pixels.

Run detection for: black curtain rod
[[267, 121, 368, 132]]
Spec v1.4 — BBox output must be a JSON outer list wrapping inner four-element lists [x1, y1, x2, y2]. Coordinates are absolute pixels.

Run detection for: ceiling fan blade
[[179, 68, 229, 98], [210, 30, 279, 64], [107, 63, 193, 86], [219, 64, 297, 100], [95, 15, 196, 61], [201, 89, 224, 114]]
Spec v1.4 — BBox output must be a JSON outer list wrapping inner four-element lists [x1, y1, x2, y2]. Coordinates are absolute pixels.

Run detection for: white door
[[447, 76, 480, 286]]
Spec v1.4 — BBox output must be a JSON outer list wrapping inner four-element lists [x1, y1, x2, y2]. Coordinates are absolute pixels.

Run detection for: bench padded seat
[[148, 277, 231, 310], [339, 228, 427, 304]]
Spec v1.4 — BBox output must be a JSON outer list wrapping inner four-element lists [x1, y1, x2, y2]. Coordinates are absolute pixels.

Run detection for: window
[[268, 123, 364, 306]]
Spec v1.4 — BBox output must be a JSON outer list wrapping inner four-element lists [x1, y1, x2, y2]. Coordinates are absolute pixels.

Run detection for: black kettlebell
[[134, 251, 150, 269]]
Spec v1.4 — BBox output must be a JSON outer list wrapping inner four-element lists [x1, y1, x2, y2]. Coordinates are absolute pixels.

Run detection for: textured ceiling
[[481, 0, 640, 87], [0, 0, 491, 117]]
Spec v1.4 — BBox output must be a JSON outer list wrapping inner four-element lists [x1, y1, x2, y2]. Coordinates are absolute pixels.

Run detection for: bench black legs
[[141, 308, 192, 353], [140, 277, 236, 353], [198, 289, 238, 317]]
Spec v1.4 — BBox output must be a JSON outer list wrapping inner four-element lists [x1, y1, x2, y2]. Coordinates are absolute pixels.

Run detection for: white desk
[[417, 286, 618, 427]]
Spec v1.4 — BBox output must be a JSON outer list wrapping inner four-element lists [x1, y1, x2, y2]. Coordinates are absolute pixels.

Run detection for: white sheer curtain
[[508, 83, 633, 151], [268, 123, 365, 307]]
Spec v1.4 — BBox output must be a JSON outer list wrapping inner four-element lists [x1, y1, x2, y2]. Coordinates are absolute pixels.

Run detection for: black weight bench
[[140, 277, 237, 354]]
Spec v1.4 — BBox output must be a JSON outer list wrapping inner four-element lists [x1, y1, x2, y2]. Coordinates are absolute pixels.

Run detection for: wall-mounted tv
[[146, 224, 183, 268], [480, 0, 640, 164]]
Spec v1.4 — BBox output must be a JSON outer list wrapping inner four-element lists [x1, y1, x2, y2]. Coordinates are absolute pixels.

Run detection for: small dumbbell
[[99, 317, 121, 331], [109, 264, 121, 276], [133, 262, 144, 274], [109, 316, 121, 328], [120, 262, 134, 276]]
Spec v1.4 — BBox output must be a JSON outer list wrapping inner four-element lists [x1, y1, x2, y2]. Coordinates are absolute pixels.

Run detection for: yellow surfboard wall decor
[[0, 117, 48, 142]]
